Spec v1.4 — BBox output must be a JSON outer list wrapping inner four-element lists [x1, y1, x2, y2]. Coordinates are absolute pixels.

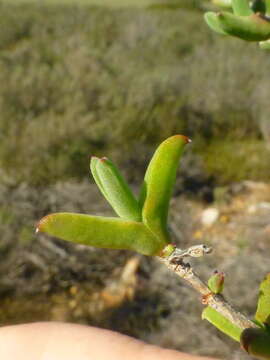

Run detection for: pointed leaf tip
[[36, 214, 53, 233], [170, 134, 191, 144], [139, 134, 188, 243], [204, 12, 229, 35]]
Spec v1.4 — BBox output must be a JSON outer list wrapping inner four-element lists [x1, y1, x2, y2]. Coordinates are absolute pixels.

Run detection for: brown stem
[[158, 251, 257, 331]]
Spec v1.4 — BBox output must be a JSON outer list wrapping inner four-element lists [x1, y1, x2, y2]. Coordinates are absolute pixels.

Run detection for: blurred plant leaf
[[267, 0, 270, 13], [255, 273, 270, 326], [250, 0, 267, 14], [37, 212, 164, 256], [241, 328, 270, 359], [214, 12, 270, 41], [232, 0, 252, 16]]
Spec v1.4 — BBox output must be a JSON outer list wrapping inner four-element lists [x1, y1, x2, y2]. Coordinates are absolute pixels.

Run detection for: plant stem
[[158, 249, 257, 331]]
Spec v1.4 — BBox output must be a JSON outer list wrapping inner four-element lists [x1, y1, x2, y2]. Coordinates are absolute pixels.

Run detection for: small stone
[[201, 207, 219, 227]]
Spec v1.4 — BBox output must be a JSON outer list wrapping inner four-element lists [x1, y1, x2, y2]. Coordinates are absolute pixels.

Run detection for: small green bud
[[160, 243, 176, 258], [207, 270, 225, 294]]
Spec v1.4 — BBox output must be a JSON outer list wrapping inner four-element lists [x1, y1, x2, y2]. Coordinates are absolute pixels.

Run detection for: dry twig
[[158, 245, 257, 331]]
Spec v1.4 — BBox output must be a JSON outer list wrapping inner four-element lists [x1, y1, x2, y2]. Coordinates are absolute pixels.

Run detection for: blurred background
[[0, 0, 269, 358]]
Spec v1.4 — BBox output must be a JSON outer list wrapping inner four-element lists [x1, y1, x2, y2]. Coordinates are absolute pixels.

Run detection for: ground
[[0, 180, 269, 359]]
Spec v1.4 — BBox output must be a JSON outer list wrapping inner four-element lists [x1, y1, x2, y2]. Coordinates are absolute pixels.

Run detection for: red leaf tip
[[35, 214, 53, 233], [173, 134, 192, 144]]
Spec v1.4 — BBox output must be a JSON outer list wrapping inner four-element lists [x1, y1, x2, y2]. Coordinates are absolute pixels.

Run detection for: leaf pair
[[37, 135, 190, 256], [205, 0, 270, 48]]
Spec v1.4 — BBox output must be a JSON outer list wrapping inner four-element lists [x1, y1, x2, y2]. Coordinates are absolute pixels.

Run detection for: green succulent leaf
[[216, 12, 270, 41], [207, 271, 225, 294], [255, 273, 270, 326], [202, 306, 242, 341], [232, 0, 252, 16], [139, 135, 189, 243], [241, 328, 270, 359], [37, 212, 165, 256], [91, 157, 141, 221], [204, 12, 229, 35]]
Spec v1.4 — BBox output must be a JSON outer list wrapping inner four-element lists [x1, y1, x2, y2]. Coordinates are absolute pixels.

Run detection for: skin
[[0, 322, 219, 360]]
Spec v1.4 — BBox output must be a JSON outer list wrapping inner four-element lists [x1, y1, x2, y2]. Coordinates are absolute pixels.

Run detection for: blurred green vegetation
[[0, 2, 269, 186], [1, 0, 203, 8]]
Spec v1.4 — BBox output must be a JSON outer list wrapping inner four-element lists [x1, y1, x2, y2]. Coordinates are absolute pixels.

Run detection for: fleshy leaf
[[241, 328, 270, 359], [216, 12, 270, 41], [204, 12, 229, 35], [255, 273, 270, 326], [232, 0, 252, 16], [207, 271, 225, 294], [202, 306, 242, 341], [93, 157, 141, 221], [37, 213, 164, 256], [90, 156, 108, 199], [139, 135, 190, 243]]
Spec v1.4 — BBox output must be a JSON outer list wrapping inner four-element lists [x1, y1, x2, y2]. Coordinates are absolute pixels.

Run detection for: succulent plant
[[36, 135, 270, 359], [205, 0, 270, 49], [37, 135, 190, 256]]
